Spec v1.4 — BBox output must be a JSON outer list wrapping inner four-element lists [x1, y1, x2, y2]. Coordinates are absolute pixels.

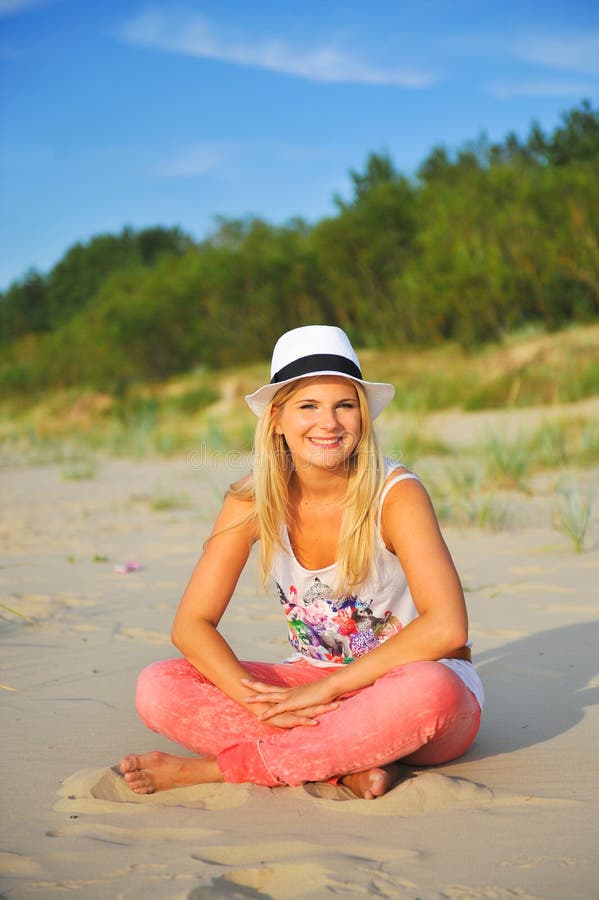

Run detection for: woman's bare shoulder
[[382, 463, 411, 488], [224, 472, 256, 512], [211, 472, 259, 542], [380, 465, 431, 536], [228, 472, 254, 494]]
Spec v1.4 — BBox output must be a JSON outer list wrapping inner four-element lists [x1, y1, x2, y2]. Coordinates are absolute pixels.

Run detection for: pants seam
[[256, 740, 286, 786]]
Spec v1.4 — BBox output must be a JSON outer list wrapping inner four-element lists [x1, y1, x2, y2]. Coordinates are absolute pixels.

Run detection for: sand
[[1, 418, 598, 899]]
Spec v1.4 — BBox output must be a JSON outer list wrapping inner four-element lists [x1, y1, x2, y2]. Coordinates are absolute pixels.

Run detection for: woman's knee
[[134, 658, 194, 725], [378, 661, 481, 762], [380, 660, 472, 715]]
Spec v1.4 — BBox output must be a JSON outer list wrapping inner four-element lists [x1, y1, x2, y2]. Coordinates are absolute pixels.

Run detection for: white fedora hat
[[245, 325, 394, 418]]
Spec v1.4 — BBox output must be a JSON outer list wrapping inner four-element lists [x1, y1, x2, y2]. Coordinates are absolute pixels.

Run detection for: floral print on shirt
[[276, 577, 401, 664]]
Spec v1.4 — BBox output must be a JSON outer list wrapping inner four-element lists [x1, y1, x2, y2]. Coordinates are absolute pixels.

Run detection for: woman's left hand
[[241, 678, 340, 722]]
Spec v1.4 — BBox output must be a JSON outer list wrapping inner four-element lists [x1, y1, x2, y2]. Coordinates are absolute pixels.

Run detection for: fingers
[[244, 693, 288, 704], [259, 701, 340, 721], [241, 680, 291, 705], [240, 679, 341, 721], [279, 714, 319, 728], [241, 678, 285, 697]]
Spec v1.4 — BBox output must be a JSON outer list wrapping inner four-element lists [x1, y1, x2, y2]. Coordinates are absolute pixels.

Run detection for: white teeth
[[310, 438, 341, 446]]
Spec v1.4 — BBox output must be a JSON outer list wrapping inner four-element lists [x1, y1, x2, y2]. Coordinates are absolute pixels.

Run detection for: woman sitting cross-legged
[[119, 325, 484, 799]]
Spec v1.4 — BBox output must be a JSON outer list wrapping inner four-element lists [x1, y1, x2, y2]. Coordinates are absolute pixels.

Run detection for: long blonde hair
[[228, 376, 385, 595]]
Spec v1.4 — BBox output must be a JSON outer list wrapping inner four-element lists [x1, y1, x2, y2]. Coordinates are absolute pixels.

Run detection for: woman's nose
[[319, 406, 340, 429]]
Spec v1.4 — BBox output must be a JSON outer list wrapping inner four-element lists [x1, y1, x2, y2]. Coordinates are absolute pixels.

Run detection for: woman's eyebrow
[[293, 396, 357, 404]]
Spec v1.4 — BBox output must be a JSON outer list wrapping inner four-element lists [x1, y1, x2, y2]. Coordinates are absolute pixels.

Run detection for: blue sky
[[1, 0, 598, 290]]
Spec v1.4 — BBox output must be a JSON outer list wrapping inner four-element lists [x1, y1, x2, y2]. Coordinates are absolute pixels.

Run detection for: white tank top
[[271, 458, 484, 709]]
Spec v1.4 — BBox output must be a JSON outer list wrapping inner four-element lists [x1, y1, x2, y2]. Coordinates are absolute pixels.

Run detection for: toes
[[368, 772, 390, 798], [341, 766, 400, 800], [123, 770, 155, 794], [130, 781, 155, 795], [118, 754, 140, 774], [123, 771, 140, 784]]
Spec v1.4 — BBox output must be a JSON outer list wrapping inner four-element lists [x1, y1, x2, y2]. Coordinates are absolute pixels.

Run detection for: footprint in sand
[[202, 862, 335, 899], [191, 843, 419, 899], [191, 840, 418, 867], [0, 850, 43, 877], [189, 879, 270, 899]]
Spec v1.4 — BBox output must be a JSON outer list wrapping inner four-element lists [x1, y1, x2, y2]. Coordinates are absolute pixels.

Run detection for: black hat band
[[271, 353, 363, 385]]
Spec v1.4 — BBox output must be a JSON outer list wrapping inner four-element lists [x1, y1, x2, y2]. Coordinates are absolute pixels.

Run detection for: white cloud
[[156, 142, 226, 177], [155, 139, 336, 179], [513, 32, 599, 77], [443, 28, 599, 81], [489, 78, 597, 100], [442, 27, 599, 97], [117, 8, 434, 87]]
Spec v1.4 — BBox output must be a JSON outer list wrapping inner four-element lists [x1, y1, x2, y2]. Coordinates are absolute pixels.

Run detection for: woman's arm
[[327, 475, 468, 693], [171, 485, 338, 726], [246, 476, 469, 717], [170, 487, 258, 705]]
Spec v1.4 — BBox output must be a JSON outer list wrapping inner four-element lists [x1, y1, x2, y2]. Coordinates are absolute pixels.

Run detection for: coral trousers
[[135, 657, 481, 787]]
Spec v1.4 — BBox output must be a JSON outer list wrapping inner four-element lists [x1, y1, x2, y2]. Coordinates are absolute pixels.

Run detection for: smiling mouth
[[308, 437, 344, 448]]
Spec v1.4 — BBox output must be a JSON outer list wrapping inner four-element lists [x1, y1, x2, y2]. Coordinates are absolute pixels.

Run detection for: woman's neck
[[290, 469, 349, 506]]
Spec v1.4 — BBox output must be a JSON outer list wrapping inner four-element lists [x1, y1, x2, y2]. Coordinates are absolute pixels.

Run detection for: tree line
[[1, 101, 598, 395]]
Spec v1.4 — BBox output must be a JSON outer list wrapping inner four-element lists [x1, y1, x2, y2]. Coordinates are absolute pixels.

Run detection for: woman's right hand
[[248, 705, 335, 729], [241, 680, 341, 728], [258, 710, 319, 728]]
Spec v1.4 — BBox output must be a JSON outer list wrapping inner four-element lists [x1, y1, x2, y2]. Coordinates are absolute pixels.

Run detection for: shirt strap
[[377, 472, 422, 528]]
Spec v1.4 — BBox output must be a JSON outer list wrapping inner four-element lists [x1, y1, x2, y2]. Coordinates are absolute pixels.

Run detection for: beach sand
[[1, 414, 598, 899]]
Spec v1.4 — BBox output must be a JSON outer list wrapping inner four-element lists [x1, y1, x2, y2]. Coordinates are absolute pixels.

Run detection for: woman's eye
[[297, 401, 356, 410]]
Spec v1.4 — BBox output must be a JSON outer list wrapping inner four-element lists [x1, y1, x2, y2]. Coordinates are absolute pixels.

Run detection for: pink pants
[[135, 657, 481, 787]]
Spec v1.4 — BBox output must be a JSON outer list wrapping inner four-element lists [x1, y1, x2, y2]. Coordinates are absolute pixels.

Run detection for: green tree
[[314, 153, 417, 343], [0, 270, 50, 343], [2, 102, 598, 396]]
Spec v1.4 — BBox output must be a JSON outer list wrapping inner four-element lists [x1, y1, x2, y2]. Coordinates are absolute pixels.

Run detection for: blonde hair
[[228, 376, 384, 595]]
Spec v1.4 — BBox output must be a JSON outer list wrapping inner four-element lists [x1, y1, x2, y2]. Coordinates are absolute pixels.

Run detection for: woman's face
[[273, 376, 362, 474]]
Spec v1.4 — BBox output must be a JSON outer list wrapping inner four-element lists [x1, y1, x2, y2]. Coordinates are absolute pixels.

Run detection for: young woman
[[119, 325, 483, 800]]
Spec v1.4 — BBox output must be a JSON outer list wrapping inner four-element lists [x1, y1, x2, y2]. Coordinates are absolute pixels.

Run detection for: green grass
[[0, 602, 33, 623], [0, 324, 597, 473], [425, 461, 513, 532], [148, 490, 192, 512], [386, 428, 451, 466], [482, 432, 532, 492], [553, 483, 594, 553], [579, 420, 599, 466], [61, 455, 98, 480], [368, 324, 599, 413]]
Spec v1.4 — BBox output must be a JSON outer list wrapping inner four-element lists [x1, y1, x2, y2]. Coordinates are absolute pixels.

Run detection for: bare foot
[[340, 764, 403, 800], [118, 751, 224, 794]]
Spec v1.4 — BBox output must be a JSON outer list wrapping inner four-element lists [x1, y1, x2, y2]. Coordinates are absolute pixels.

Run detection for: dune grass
[[2, 323, 598, 463], [553, 483, 594, 553], [148, 489, 193, 512], [0, 324, 597, 548], [419, 460, 514, 532], [481, 432, 532, 492], [365, 323, 599, 413]]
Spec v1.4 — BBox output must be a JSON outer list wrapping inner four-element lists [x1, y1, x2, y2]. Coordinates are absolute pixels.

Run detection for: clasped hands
[[241, 677, 341, 729]]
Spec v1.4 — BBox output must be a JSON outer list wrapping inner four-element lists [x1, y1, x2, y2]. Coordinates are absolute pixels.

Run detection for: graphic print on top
[[276, 577, 401, 665]]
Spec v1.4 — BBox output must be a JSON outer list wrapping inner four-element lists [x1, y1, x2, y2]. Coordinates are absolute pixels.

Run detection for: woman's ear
[[271, 404, 284, 436]]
